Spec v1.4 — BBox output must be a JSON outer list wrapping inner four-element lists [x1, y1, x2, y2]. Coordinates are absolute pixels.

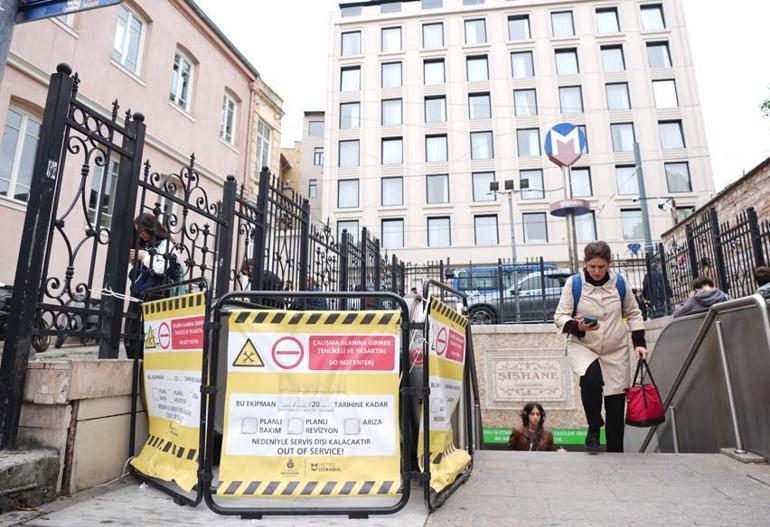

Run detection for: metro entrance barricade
[[128, 287, 478, 517]]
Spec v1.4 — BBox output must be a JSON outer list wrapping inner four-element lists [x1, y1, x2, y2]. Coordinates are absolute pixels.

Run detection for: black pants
[[124, 300, 143, 360], [580, 359, 626, 453]]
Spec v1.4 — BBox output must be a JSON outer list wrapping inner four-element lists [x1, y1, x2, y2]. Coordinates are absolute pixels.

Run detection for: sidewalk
[[3, 451, 769, 526]]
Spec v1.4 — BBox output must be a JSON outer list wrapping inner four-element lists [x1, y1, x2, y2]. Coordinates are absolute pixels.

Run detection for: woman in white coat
[[554, 241, 648, 453]]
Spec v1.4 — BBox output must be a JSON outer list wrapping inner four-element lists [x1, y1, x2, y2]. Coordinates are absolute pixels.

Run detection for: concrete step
[[0, 449, 59, 514]]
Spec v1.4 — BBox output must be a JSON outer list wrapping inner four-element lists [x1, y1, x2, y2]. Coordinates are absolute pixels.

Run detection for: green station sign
[[483, 427, 607, 446]]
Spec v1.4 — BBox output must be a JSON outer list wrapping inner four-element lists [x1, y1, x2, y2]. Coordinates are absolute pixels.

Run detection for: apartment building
[[0, 0, 283, 282], [323, 0, 714, 263]]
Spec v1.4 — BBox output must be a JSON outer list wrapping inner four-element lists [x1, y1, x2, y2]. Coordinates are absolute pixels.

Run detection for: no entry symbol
[[158, 322, 171, 350], [272, 336, 304, 369], [435, 327, 448, 356]]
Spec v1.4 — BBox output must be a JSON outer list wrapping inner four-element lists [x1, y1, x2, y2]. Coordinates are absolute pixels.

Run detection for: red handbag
[[625, 359, 666, 427]]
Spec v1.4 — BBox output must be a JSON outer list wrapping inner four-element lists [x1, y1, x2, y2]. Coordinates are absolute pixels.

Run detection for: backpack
[[571, 272, 627, 317]]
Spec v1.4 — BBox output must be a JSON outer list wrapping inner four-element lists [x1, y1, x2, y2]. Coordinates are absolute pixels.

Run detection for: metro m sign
[[17, 0, 124, 24], [544, 123, 587, 168]]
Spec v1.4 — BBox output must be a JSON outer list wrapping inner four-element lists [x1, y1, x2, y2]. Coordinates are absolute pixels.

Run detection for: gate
[[0, 64, 146, 448]]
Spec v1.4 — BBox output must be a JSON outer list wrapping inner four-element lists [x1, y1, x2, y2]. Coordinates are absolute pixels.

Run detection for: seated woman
[[508, 402, 557, 452]]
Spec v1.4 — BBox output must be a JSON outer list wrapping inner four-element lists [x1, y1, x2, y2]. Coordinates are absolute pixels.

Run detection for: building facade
[[323, 0, 714, 264], [0, 0, 282, 283], [300, 111, 326, 222]]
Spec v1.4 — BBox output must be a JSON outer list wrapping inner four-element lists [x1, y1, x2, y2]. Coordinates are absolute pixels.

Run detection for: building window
[[340, 6, 362, 17], [422, 0, 442, 9], [308, 120, 324, 136], [523, 213, 548, 243], [551, 11, 575, 38], [647, 42, 672, 68], [423, 22, 444, 48], [508, 15, 531, 41], [169, 50, 193, 111], [112, 4, 144, 74], [381, 27, 402, 52], [577, 125, 589, 153], [559, 86, 583, 114], [575, 211, 597, 242], [382, 137, 403, 165], [426, 174, 450, 204], [313, 147, 324, 166], [517, 128, 541, 157], [463, 0, 484, 4], [596, 7, 619, 34], [464, 19, 486, 44], [570, 167, 592, 197], [606, 82, 631, 111], [382, 176, 404, 206], [601, 45, 625, 72], [339, 102, 360, 129], [256, 119, 271, 170], [340, 66, 361, 91], [337, 179, 359, 208], [555, 48, 579, 75], [381, 1, 401, 13], [665, 162, 692, 193], [381, 62, 402, 88], [511, 51, 535, 78], [660, 120, 685, 149], [621, 209, 643, 240], [88, 157, 119, 228], [424, 59, 445, 84], [474, 215, 498, 245], [641, 4, 666, 31], [653, 79, 679, 108], [610, 123, 635, 152], [220, 92, 236, 144], [520, 169, 544, 200], [337, 220, 359, 243], [341, 31, 361, 56], [514, 89, 537, 117], [616, 165, 638, 195], [676, 206, 695, 223], [466, 55, 489, 81], [426, 135, 448, 162], [471, 131, 494, 160], [381, 219, 404, 249], [472, 172, 495, 202], [428, 217, 451, 247], [425, 96, 447, 123], [469, 93, 491, 119], [308, 179, 318, 198], [338, 140, 359, 168], [382, 98, 403, 125]]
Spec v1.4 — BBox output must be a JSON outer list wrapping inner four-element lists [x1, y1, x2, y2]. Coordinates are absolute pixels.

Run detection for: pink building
[[0, 0, 283, 285]]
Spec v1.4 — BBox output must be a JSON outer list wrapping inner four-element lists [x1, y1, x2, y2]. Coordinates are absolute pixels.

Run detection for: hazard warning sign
[[218, 309, 402, 498], [233, 339, 264, 367], [131, 291, 206, 493]]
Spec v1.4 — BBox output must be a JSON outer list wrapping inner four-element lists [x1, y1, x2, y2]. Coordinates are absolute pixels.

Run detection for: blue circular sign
[[544, 123, 587, 167]]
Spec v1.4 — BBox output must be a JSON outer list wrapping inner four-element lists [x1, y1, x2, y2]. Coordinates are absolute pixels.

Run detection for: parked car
[[0, 282, 51, 352], [463, 269, 573, 324]]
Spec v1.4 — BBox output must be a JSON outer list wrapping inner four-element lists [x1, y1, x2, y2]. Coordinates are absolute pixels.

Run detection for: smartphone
[[583, 315, 599, 327]]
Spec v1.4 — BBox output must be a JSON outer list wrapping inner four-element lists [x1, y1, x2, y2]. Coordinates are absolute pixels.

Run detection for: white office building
[[323, 0, 714, 263]]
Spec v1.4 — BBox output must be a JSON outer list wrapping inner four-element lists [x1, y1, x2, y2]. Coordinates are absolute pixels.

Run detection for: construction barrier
[[418, 297, 472, 492], [129, 284, 209, 506], [202, 291, 413, 519]]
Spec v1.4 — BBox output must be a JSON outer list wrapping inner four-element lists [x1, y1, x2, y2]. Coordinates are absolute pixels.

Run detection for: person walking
[[507, 402, 557, 452], [554, 241, 648, 453]]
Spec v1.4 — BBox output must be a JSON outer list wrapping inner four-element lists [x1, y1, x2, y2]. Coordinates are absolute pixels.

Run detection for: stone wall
[[471, 317, 670, 438], [663, 157, 770, 243]]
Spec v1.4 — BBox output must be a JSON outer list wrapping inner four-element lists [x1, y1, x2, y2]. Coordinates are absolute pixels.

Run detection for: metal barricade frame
[[201, 290, 414, 519]]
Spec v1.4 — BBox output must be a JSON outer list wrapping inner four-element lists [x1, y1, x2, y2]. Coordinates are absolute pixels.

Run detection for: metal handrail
[[639, 293, 770, 453]]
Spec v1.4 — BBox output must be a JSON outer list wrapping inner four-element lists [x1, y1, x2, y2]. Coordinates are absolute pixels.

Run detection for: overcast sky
[[195, 0, 770, 192]]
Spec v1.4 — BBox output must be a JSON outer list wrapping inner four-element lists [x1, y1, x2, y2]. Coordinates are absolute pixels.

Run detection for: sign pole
[[561, 165, 577, 273], [634, 142, 654, 254], [507, 190, 520, 322]]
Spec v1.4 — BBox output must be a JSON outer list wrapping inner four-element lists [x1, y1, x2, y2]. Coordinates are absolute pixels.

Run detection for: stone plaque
[[485, 349, 575, 410]]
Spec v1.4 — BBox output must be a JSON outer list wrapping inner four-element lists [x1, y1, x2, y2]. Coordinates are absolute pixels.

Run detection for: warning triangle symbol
[[145, 327, 156, 349], [233, 339, 264, 367]]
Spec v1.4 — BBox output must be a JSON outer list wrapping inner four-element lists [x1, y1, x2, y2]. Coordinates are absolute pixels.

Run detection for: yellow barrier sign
[[130, 291, 205, 492], [418, 298, 471, 493], [218, 309, 402, 498]]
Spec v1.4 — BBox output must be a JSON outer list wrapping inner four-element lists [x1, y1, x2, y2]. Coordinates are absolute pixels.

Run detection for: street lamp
[[490, 178, 528, 322]]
